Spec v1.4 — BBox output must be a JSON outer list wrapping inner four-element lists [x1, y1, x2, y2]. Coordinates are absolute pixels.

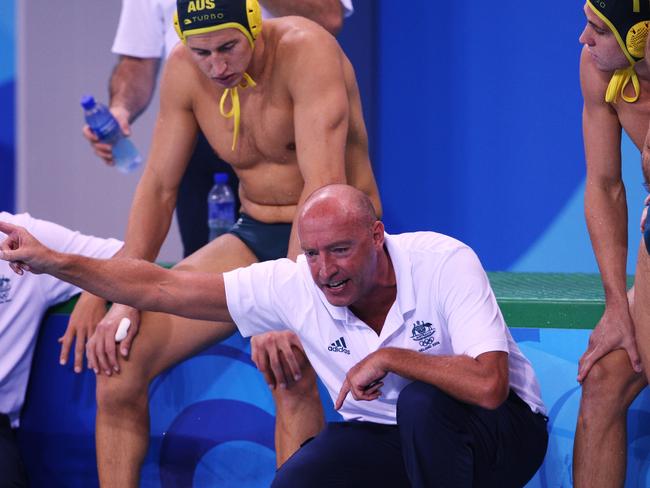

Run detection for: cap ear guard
[[246, 0, 262, 40], [173, 11, 187, 44], [626, 20, 649, 59]]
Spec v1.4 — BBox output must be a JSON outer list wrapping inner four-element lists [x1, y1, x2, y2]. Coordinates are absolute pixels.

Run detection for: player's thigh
[[176, 232, 258, 273], [122, 233, 258, 380]]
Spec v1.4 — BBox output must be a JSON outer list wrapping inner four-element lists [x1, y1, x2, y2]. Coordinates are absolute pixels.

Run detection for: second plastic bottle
[[207, 173, 236, 242]]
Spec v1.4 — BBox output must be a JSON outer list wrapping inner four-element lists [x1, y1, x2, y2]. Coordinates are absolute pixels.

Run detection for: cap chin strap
[[606, 64, 640, 103], [219, 72, 257, 151]]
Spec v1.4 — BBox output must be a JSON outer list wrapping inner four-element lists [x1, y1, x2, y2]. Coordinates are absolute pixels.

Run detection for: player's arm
[[260, 0, 344, 34], [577, 46, 641, 380], [75, 48, 200, 374], [335, 349, 509, 411], [582, 48, 627, 305], [120, 47, 198, 261], [283, 27, 349, 258], [109, 56, 161, 126], [0, 222, 232, 323], [82, 57, 161, 164]]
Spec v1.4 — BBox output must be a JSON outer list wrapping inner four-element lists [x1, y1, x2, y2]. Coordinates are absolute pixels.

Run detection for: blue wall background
[[340, 0, 645, 274], [0, 0, 15, 213]]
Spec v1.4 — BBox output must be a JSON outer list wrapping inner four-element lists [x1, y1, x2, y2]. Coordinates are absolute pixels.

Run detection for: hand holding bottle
[[81, 96, 142, 173]]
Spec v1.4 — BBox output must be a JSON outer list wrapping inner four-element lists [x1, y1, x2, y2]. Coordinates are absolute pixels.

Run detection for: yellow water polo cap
[[174, 0, 262, 47], [586, 0, 650, 102]]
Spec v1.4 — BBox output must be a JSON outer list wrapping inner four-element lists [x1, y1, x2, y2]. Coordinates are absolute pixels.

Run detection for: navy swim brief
[[228, 213, 292, 262]]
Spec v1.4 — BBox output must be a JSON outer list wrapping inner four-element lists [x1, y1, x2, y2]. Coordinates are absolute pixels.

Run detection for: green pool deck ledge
[[46, 271, 625, 329], [488, 272, 633, 329]]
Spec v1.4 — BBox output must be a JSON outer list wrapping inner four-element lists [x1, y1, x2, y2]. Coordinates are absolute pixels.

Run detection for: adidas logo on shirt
[[328, 336, 350, 355]]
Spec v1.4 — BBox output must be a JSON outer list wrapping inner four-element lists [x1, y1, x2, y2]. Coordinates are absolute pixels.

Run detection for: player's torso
[[194, 71, 305, 221], [186, 20, 379, 222], [193, 72, 378, 222]]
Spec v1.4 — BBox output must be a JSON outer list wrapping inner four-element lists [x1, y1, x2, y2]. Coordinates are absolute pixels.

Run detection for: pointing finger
[[335, 378, 351, 410]]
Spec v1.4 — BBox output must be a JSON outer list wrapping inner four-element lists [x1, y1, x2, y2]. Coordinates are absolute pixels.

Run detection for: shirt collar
[[383, 233, 416, 319]]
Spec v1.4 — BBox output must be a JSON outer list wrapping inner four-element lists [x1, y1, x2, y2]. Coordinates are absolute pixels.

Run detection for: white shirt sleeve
[[436, 247, 509, 358], [20, 216, 123, 306], [112, 0, 166, 58], [224, 259, 304, 337]]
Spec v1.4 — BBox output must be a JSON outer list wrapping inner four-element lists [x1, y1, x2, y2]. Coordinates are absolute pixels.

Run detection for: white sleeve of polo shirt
[[112, 0, 166, 58], [224, 259, 302, 338], [20, 216, 123, 306], [436, 247, 509, 358]]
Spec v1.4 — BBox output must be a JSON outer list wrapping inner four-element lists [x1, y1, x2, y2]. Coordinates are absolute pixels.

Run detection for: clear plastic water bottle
[[208, 173, 235, 241], [80, 95, 142, 174]]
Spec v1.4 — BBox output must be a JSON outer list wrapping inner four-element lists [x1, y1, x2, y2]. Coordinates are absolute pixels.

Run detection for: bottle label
[[208, 202, 235, 222], [94, 118, 119, 140]]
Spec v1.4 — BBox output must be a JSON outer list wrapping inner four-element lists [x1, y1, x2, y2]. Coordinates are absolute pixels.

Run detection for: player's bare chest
[[195, 88, 295, 166]]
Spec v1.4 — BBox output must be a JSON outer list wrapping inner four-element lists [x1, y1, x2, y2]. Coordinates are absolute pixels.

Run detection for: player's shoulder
[[166, 41, 195, 71], [160, 42, 202, 101], [269, 17, 338, 58]]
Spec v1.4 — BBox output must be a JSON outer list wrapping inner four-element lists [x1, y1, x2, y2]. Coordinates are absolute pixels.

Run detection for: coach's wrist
[[374, 347, 398, 373]]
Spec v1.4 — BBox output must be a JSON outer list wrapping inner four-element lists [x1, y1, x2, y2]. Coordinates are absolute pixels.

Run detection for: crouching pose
[[0, 185, 548, 487]]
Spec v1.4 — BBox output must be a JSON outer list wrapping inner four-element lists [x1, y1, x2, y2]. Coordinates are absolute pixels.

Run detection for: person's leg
[[573, 349, 646, 488], [397, 382, 474, 487], [228, 214, 325, 467], [470, 391, 548, 488], [176, 132, 240, 257], [0, 415, 28, 488], [272, 422, 409, 488], [397, 382, 548, 488], [95, 234, 256, 488], [271, 346, 324, 467]]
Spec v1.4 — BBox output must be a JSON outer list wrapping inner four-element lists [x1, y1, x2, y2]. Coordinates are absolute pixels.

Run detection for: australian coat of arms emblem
[[410, 320, 438, 352]]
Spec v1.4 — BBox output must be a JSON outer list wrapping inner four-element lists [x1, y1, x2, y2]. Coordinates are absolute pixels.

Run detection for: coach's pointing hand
[[0, 221, 56, 275]]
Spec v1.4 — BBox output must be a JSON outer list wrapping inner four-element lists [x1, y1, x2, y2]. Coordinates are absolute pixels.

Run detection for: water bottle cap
[[214, 173, 229, 184], [80, 95, 97, 110]]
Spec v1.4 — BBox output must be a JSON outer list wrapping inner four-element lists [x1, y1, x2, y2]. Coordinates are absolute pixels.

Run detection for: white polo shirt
[[0, 213, 122, 427], [112, 0, 355, 60], [224, 232, 546, 424]]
